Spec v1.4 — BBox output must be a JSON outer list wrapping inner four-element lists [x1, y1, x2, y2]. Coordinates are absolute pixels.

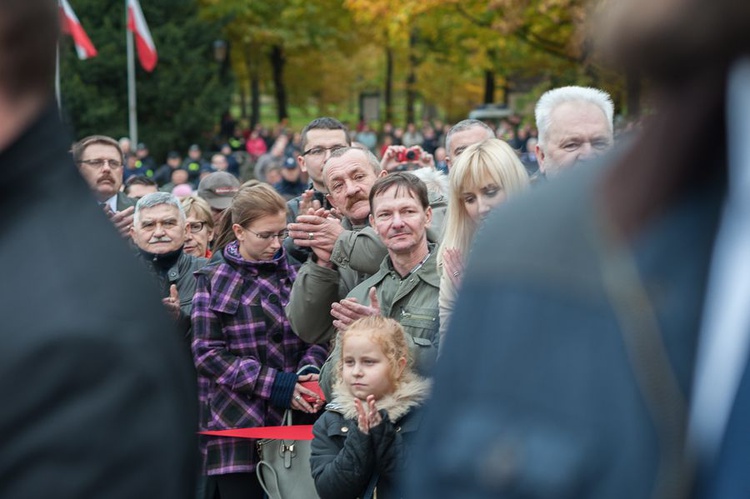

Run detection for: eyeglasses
[[79, 158, 123, 169], [301, 145, 347, 158], [245, 228, 290, 241], [188, 221, 208, 234]]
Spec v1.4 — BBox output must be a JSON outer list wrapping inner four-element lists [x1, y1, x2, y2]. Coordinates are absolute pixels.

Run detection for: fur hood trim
[[327, 371, 431, 422]]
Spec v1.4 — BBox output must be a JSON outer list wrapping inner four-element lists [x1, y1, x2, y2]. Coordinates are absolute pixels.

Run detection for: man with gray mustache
[[131, 192, 207, 342]]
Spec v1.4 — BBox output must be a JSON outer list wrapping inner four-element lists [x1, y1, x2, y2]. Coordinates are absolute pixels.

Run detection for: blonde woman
[[437, 138, 530, 350]]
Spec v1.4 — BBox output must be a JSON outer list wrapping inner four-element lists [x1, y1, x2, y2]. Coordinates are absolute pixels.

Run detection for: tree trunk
[[269, 45, 288, 122], [243, 45, 260, 128], [385, 47, 394, 124], [484, 70, 495, 104], [239, 86, 247, 120], [405, 30, 418, 125], [251, 74, 260, 129]]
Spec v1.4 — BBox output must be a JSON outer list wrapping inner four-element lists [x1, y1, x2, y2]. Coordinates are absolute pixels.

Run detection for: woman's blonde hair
[[336, 316, 410, 390], [213, 180, 288, 252], [437, 138, 529, 270]]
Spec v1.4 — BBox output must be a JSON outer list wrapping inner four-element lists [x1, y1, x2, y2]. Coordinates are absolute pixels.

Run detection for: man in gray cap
[[197, 171, 240, 224]]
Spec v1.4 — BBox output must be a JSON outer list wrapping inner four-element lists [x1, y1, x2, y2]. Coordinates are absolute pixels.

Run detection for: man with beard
[[0, 1, 197, 495], [534, 86, 615, 179], [131, 192, 207, 341], [72, 134, 134, 237], [406, 0, 750, 496]]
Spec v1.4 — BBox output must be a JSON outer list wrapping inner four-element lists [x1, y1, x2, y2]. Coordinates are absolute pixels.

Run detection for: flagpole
[[126, 2, 138, 146], [55, 42, 62, 114]]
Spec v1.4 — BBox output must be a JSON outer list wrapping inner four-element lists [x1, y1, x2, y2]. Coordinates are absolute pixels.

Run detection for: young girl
[[310, 316, 431, 499], [192, 181, 328, 499], [437, 138, 530, 350]]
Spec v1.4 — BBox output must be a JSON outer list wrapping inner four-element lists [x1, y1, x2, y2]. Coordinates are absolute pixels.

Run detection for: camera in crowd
[[397, 148, 421, 163]]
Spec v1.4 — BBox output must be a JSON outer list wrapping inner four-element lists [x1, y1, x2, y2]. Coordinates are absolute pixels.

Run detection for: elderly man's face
[[537, 101, 613, 177], [77, 143, 123, 202], [130, 204, 187, 254], [324, 149, 379, 224]]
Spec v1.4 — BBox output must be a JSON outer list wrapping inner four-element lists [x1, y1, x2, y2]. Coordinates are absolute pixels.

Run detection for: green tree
[[59, 0, 233, 162]]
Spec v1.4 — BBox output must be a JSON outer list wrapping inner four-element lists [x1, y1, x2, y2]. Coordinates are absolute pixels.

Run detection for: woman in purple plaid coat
[[192, 181, 329, 499]]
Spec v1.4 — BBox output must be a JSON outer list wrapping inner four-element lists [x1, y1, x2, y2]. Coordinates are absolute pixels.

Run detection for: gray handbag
[[256, 410, 320, 499]]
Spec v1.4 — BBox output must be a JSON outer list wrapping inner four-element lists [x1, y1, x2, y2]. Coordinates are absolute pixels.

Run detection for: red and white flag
[[127, 0, 157, 72], [59, 0, 97, 60]]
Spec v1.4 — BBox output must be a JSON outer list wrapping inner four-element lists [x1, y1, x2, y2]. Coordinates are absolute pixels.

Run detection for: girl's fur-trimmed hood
[[328, 371, 431, 422]]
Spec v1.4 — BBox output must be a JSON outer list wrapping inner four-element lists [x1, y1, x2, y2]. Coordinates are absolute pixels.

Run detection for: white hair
[[410, 167, 450, 199], [134, 191, 186, 226], [535, 86, 614, 146]]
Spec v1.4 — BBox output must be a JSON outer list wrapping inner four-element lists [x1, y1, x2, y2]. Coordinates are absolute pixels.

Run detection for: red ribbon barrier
[[200, 425, 314, 440]]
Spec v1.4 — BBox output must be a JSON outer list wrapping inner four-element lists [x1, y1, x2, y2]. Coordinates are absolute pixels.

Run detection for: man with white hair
[[131, 192, 207, 340], [534, 85, 615, 178]]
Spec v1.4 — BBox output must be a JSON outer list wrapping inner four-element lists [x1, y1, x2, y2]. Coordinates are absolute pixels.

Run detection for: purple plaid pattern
[[192, 242, 328, 475]]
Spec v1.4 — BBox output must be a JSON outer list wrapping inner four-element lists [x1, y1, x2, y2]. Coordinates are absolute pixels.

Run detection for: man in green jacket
[[318, 172, 440, 396]]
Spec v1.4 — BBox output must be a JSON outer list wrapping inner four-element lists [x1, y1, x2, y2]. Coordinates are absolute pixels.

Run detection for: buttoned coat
[[192, 242, 329, 475]]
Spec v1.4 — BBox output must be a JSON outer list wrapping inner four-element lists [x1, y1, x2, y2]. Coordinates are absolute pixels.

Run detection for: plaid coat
[[191, 242, 328, 475]]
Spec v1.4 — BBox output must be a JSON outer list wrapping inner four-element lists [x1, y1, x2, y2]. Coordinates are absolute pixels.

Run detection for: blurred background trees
[[59, 0, 633, 159]]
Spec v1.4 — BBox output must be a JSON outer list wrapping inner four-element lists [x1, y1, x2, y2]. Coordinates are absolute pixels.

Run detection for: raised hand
[[161, 284, 180, 320], [110, 205, 135, 239], [331, 287, 381, 331], [443, 248, 465, 289]]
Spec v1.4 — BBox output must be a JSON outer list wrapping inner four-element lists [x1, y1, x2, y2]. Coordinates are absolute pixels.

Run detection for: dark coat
[[311, 373, 430, 499], [136, 249, 207, 340], [405, 159, 723, 499], [0, 104, 197, 497]]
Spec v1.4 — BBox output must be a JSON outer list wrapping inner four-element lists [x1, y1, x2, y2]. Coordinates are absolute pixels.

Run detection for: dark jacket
[[136, 248, 207, 340], [406, 160, 723, 499], [0, 103, 197, 497], [311, 373, 430, 499], [116, 191, 135, 211]]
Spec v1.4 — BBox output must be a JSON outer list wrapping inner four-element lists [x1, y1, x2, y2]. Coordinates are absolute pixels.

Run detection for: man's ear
[[325, 193, 338, 209], [378, 169, 388, 178], [369, 213, 375, 227], [297, 154, 307, 173], [536, 143, 546, 173], [424, 205, 433, 228]]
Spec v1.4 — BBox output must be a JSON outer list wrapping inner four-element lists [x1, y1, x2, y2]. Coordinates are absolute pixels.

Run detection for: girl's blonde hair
[[336, 316, 410, 389], [212, 180, 288, 252], [437, 138, 529, 270]]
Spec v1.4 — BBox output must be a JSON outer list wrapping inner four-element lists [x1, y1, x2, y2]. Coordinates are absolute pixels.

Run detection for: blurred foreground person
[[407, 0, 750, 497], [0, 1, 197, 497]]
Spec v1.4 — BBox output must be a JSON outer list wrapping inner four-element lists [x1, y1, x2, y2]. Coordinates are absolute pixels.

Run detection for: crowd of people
[[4, 0, 750, 498], [117, 111, 546, 209], [65, 84, 616, 499]]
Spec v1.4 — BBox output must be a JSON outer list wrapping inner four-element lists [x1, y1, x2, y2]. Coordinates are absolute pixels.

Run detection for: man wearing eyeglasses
[[131, 192, 208, 341], [283, 118, 351, 262], [72, 134, 135, 238]]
